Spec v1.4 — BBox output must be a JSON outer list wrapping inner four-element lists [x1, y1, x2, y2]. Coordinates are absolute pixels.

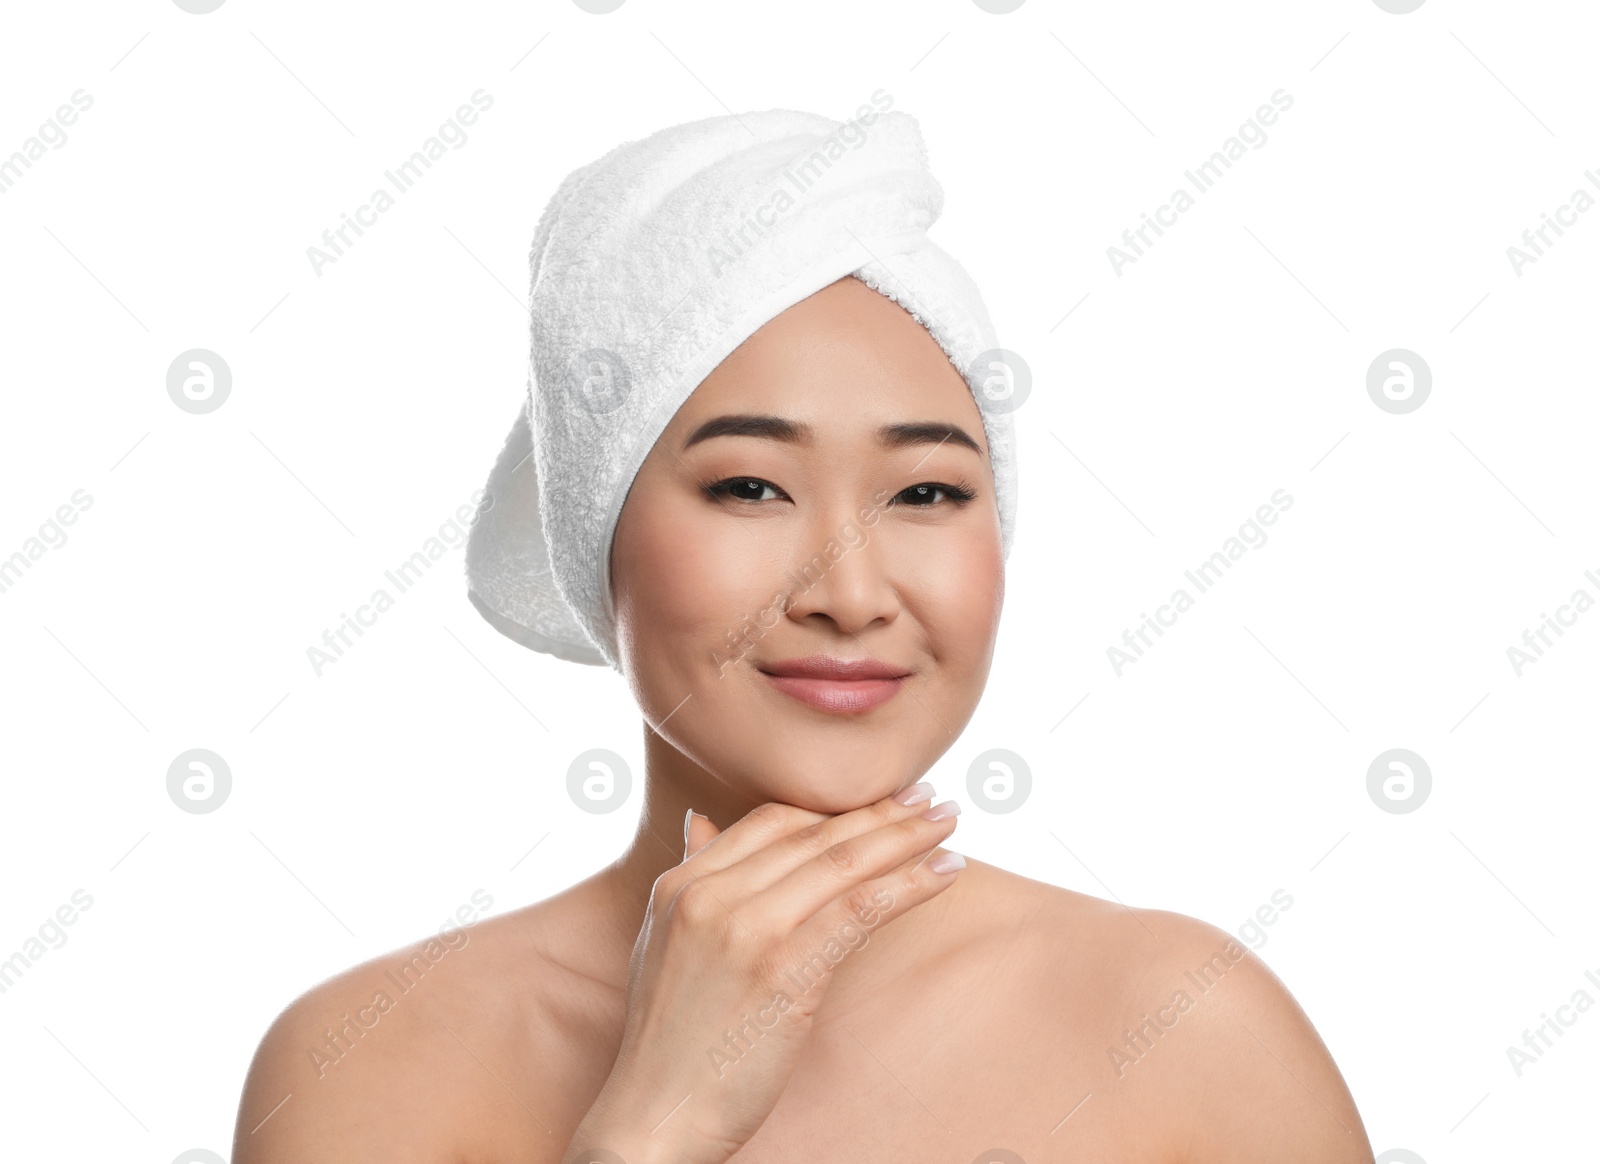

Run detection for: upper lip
[[758, 655, 911, 681]]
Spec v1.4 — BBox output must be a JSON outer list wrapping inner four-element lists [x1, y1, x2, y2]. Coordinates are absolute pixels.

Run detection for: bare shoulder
[[1112, 905, 1374, 1161], [232, 890, 614, 1164], [965, 867, 1373, 1162]]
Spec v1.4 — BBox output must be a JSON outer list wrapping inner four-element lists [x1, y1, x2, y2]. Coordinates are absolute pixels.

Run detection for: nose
[[777, 507, 901, 637]]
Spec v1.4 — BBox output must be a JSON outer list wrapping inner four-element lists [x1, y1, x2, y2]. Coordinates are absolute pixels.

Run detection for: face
[[609, 275, 1005, 814]]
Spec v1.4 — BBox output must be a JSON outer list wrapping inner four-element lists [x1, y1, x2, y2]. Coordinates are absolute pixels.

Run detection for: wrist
[[563, 1124, 701, 1164], [562, 1133, 667, 1164], [564, 1104, 719, 1164]]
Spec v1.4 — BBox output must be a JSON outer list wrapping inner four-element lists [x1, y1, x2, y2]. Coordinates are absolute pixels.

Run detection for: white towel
[[464, 105, 1020, 669]]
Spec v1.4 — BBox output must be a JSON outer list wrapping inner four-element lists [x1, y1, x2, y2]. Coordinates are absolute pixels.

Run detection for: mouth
[[756, 655, 912, 715]]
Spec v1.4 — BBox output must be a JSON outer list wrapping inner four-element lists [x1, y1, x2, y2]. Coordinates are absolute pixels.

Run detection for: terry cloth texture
[[464, 106, 1020, 669]]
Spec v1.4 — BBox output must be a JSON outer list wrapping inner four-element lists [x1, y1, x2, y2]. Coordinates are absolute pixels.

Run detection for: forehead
[[679, 276, 976, 423]]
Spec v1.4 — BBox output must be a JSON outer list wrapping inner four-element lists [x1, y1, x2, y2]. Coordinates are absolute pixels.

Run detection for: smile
[[756, 655, 911, 714], [760, 674, 906, 713]]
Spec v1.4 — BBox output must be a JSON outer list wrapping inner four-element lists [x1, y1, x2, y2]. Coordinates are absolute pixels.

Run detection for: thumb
[[683, 808, 720, 860]]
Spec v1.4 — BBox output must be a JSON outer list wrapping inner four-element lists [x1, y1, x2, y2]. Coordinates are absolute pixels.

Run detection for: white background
[[1, 0, 1595, 1159]]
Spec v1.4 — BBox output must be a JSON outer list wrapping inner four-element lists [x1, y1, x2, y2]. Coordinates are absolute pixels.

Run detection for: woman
[[233, 107, 1373, 1163]]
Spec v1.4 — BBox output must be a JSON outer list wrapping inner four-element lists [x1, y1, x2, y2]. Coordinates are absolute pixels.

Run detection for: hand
[[562, 783, 965, 1164]]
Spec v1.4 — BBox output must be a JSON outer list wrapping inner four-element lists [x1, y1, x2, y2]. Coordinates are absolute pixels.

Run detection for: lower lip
[[760, 673, 907, 713]]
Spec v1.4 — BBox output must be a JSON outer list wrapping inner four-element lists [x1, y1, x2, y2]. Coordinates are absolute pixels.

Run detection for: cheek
[[919, 534, 1004, 660], [615, 497, 774, 672], [646, 525, 755, 639], [614, 501, 788, 767]]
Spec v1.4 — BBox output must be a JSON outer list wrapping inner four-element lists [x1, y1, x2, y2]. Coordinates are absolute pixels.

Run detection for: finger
[[674, 799, 832, 876], [707, 783, 942, 895], [683, 809, 721, 860], [782, 843, 966, 991], [753, 804, 962, 930]]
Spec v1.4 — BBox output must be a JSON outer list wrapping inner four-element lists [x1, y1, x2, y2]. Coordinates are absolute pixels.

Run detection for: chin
[[752, 748, 923, 814], [764, 781, 896, 816]]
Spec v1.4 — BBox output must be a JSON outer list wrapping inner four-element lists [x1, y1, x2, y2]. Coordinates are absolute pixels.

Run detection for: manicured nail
[[920, 799, 960, 821], [683, 807, 696, 846], [894, 781, 935, 806], [928, 850, 966, 874]]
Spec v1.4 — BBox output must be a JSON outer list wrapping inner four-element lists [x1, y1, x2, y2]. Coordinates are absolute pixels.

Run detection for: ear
[[683, 809, 721, 860]]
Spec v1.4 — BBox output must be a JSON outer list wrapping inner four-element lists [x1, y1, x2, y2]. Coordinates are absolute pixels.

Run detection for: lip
[[759, 655, 910, 680], [757, 655, 911, 715]]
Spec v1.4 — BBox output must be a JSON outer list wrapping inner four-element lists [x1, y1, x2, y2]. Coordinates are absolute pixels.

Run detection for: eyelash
[[704, 477, 979, 508]]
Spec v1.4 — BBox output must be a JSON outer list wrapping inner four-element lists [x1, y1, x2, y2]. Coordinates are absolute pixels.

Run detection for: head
[[608, 275, 1004, 814]]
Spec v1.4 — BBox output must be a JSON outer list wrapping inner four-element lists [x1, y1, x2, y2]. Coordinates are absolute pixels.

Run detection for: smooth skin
[[232, 276, 1374, 1163]]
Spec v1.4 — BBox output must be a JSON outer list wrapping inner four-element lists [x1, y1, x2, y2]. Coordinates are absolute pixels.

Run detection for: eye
[[705, 476, 789, 504], [891, 481, 978, 508], [704, 477, 978, 508]]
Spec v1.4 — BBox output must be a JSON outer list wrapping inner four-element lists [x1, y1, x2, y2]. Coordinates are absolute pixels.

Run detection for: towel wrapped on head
[[464, 104, 1021, 670]]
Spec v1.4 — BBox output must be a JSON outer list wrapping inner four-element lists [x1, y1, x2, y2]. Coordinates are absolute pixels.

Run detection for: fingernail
[[920, 799, 961, 821], [928, 850, 966, 874], [894, 781, 935, 806], [683, 807, 696, 846]]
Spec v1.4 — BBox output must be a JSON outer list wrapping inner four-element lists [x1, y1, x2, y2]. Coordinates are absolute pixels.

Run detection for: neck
[[592, 720, 976, 1010], [596, 721, 762, 937]]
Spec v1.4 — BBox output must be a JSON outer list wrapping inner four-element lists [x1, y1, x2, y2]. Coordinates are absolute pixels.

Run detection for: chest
[[717, 1001, 1174, 1162], [488, 956, 1178, 1164]]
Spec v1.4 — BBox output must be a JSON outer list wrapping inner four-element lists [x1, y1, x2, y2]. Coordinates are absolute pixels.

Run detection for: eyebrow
[[681, 413, 985, 458]]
